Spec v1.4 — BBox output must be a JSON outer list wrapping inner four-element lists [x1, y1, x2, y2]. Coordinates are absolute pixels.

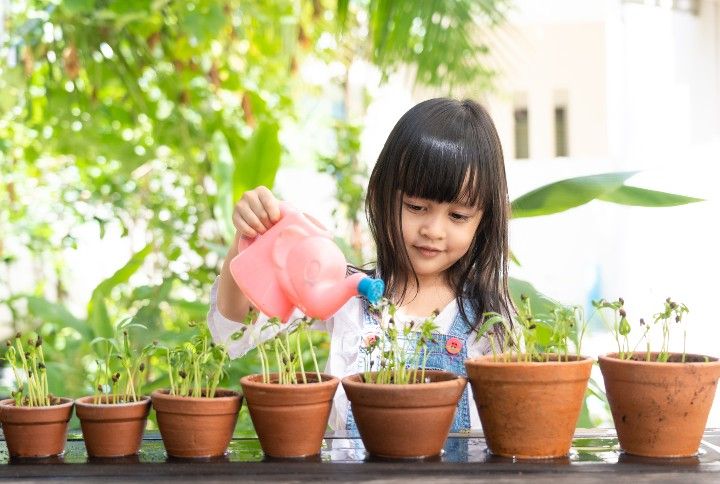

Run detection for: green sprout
[[477, 295, 588, 363], [152, 321, 230, 398], [654, 298, 689, 362], [3, 332, 53, 407], [593, 297, 690, 362], [250, 311, 324, 385], [89, 317, 153, 404], [361, 298, 440, 384]]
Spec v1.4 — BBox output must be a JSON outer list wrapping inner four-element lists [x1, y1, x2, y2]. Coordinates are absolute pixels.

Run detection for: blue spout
[[358, 277, 385, 304]]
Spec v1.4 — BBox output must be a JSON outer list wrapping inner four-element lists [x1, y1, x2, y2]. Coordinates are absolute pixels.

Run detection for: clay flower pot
[[75, 395, 151, 458], [342, 370, 467, 459], [465, 354, 592, 459], [151, 388, 242, 458], [240, 373, 339, 458], [0, 398, 74, 458], [599, 352, 720, 458]]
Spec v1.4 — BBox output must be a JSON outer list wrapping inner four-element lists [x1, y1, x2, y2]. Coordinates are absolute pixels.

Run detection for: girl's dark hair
[[364, 97, 512, 332]]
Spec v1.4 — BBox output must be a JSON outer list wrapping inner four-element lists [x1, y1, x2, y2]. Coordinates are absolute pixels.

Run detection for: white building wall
[[616, 1, 720, 166], [489, 22, 609, 160]]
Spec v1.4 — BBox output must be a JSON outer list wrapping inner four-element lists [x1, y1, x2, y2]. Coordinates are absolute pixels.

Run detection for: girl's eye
[[404, 202, 424, 212], [450, 212, 470, 222]]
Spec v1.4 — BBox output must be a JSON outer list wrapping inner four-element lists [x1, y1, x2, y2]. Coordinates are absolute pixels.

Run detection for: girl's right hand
[[233, 186, 282, 239]]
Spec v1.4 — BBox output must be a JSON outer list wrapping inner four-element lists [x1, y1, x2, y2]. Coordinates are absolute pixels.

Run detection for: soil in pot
[[599, 352, 720, 458], [341, 370, 467, 459], [240, 373, 339, 458], [151, 388, 242, 458], [75, 395, 151, 458], [465, 354, 593, 459], [0, 397, 74, 458]]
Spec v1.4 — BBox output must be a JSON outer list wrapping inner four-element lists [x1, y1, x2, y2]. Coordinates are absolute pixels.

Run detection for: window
[[555, 106, 568, 157], [514, 108, 529, 159]]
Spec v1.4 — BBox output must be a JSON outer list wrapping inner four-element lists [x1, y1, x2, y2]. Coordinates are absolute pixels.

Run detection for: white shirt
[[207, 277, 490, 430]]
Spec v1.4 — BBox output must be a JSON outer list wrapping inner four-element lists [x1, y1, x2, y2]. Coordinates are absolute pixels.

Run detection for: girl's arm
[[217, 185, 281, 323], [216, 232, 252, 323]]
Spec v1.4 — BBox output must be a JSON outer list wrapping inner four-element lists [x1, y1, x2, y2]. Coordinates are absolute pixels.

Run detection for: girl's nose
[[419, 215, 445, 239]]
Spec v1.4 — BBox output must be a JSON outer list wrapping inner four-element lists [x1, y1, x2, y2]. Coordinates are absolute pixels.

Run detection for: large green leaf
[[232, 121, 282, 202], [337, 0, 350, 31], [511, 172, 637, 219], [211, 131, 236, 243], [511, 171, 702, 219], [25, 296, 89, 339], [87, 244, 153, 338], [168, 299, 211, 320], [209, 122, 283, 242], [598, 185, 703, 206], [508, 277, 557, 317]]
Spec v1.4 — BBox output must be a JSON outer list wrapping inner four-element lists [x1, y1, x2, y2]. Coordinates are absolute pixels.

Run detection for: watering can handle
[[236, 201, 294, 254]]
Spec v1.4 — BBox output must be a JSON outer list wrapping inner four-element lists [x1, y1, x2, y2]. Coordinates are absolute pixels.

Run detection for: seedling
[[476, 294, 588, 363], [594, 297, 690, 362], [243, 309, 324, 385], [89, 317, 153, 404], [360, 298, 440, 384], [154, 321, 229, 398], [3, 332, 55, 407]]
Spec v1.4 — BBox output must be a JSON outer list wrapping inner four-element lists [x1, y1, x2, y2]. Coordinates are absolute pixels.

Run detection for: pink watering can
[[229, 202, 384, 322]]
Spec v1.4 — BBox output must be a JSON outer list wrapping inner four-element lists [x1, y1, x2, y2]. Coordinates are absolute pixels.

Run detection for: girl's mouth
[[414, 245, 443, 257]]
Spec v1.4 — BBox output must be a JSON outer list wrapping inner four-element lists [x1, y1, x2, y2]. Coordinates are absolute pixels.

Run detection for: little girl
[[209, 97, 512, 432]]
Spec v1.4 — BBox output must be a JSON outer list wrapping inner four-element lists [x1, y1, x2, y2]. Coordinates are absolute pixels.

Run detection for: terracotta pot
[[75, 395, 151, 457], [465, 354, 592, 459], [0, 398, 74, 458], [599, 352, 720, 457], [151, 388, 242, 458], [240, 373, 339, 458], [342, 370, 467, 459]]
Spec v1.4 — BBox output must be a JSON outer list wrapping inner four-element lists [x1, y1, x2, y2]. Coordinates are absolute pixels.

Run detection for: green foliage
[[357, 0, 510, 89], [0, 0, 305, 406], [318, 121, 366, 264]]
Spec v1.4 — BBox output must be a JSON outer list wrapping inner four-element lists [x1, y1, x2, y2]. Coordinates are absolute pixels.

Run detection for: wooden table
[[1, 429, 718, 482]]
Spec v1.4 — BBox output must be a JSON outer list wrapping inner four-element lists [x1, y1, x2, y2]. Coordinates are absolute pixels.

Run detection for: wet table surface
[[1, 429, 719, 482]]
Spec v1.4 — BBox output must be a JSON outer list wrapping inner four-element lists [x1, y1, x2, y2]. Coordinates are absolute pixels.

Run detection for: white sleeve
[[207, 277, 327, 359]]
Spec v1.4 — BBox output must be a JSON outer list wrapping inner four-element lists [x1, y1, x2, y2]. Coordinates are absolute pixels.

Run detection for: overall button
[[446, 337, 462, 355]]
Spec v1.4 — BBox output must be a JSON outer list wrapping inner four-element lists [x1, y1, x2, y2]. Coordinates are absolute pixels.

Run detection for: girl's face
[[400, 193, 483, 284]]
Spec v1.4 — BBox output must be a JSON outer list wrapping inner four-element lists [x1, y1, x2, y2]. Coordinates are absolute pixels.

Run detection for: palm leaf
[[511, 172, 702, 219]]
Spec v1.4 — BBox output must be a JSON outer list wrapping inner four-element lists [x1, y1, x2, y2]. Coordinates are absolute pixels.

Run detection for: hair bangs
[[398, 134, 484, 208]]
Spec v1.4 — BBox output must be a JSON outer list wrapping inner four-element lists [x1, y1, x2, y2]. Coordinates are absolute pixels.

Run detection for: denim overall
[[346, 299, 472, 433]]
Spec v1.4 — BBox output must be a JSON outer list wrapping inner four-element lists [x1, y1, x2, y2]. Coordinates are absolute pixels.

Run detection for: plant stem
[[296, 326, 307, 384], [306, 330, 322, 383], [420, 347, 429, 384], [283, 330, 297, 384], [166, 351, 175, 395], [274, 338, 284, 384]]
